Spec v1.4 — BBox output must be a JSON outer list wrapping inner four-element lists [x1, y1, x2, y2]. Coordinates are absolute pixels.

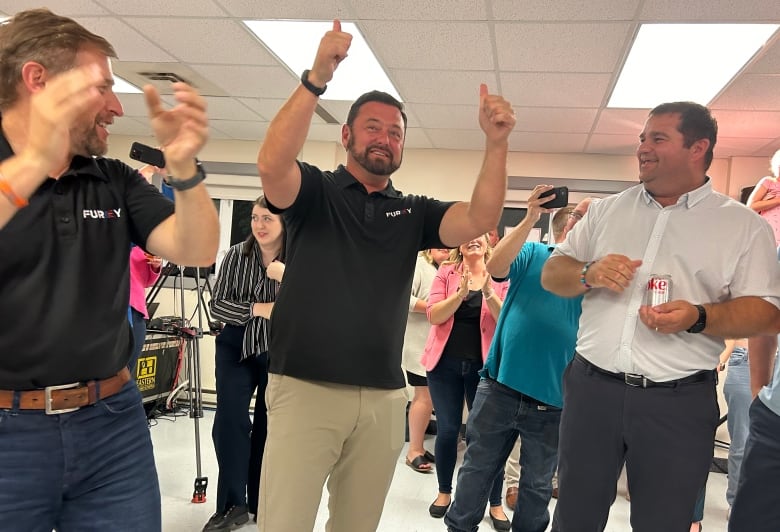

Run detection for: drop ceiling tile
[[410, 104, 480, 130], [586, 134, 640, 155], [501, 72, 611, 107], [403, 129, 434, 149], [496, 22, 630, 72], [306, 124, 344, 144], [209, 119, 267, 140], [97, 0, 226, 16], [360, 21, 495, 70], [425, 129, 489, 151], [191, 65, 297, 98], [592, 109, 649, 135], [0, 0, 109, 15], [716, 136, 780, 157], [237, 98, 289, 121], [712, 75, 780, 110], [515, 107, 598, 133], [122, 17, 277, 65], [74, 17, 175, 62], [639, 0, 780, 21], [509, 132, 588, 153], [350, 0, 487, 20], [740, 41, 780, 75], [216, 0, 351, 19], [492, 0, 640, 21], [392, 70, 499, 105], [116, 94, 151, 118], [711, 110, 780, 138], [110, 117, 154, 137], [201, 97, 263, 120]]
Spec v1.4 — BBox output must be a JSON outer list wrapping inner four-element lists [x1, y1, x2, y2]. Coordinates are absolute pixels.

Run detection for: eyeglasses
[[568, 211, 584, 220]]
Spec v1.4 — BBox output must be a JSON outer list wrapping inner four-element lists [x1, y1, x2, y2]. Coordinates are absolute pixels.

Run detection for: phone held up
[[129, 142, 166, 168], [538, 186, 569, 209]]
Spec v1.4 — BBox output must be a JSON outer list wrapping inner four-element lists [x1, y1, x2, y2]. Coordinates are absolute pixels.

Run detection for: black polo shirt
[[267, 162, 453, 389], [0, 132, 175, 389]]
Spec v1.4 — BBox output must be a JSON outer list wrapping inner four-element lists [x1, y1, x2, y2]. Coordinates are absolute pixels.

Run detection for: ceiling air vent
[[139, 72, 193, 85]]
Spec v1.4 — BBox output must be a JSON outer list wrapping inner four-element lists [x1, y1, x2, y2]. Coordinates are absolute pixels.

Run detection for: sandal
[[424, 450, 436, 463], [405, 455, 433, 473]]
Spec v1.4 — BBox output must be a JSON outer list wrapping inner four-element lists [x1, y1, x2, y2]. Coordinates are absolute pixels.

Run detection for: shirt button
[[60, 216, 70, 223]]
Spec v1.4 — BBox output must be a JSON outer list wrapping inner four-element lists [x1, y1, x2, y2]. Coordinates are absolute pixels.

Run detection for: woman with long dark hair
[[203, 196, 286, 531]]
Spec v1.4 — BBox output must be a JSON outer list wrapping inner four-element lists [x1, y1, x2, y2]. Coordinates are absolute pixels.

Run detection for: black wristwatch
[[686, 304, 707, 333], [300, 69, 327, 96], [164, 161, 206, 191]]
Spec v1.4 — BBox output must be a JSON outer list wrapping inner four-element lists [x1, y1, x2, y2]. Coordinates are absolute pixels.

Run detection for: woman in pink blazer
[[421, 234, 509, 526]]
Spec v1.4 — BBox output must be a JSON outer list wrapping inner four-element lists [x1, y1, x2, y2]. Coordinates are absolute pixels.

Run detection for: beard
[[70, 120, 108, 157], [347, 136, 401, 177]]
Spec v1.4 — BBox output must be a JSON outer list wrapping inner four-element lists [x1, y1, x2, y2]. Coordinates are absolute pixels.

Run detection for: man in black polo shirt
[[255, 19, 516, 532], [0, 9, 218, 531]]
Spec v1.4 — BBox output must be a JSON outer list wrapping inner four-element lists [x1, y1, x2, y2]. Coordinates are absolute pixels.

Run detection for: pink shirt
[[129, 246, 161, 318], [421, 262, 508, 371]]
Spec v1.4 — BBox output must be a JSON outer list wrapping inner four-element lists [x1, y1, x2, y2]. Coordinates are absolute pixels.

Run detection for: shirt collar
[[333, 164, 402, 198], [640, 176, 712, 208]]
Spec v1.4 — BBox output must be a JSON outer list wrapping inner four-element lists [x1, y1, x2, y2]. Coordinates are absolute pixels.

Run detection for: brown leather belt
[[0, 367, 131, 414]]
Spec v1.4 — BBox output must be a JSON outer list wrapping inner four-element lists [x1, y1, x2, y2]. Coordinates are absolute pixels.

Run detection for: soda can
[[645, 274, 672, 306]]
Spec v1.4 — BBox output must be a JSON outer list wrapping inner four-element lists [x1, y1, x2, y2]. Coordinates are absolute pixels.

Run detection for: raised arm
[[487, 185, 554, 278], [143, 82, 218, 266], [256, 20, 352, 209], [439, 85, 515, 247]]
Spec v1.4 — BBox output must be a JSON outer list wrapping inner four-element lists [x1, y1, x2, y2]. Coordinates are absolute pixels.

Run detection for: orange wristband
[[0, 174, 29, 208]]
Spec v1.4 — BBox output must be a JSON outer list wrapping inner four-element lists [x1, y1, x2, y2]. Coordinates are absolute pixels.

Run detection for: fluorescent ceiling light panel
[[608, 24, 778, 109], [113, 75, 143, 94], [244, 20, 402, 102]]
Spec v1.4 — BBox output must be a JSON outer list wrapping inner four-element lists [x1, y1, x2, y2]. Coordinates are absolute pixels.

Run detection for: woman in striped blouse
[[204, 196, 286, 531]]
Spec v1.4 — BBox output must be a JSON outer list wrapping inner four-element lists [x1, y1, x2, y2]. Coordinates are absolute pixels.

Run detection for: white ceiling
[[3, 0, 779, 157]]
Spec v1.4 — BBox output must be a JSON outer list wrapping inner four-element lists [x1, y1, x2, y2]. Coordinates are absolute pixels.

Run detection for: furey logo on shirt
[[83, 208, 121, 219], [385, 208, 412, 218]]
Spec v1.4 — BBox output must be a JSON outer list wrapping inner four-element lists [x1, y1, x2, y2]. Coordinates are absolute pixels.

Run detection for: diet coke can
[[645, 274, 672, 306]]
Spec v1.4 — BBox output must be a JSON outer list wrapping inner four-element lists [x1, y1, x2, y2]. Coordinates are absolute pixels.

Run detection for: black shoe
[[429, 500, 450, 518], [490, 512, 511, 532], [202, 505, 250, 532]]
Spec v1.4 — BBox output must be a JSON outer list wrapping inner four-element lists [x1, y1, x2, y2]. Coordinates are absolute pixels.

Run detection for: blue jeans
[[212, 324, 268, 515], [428, 356, 502, 504], [129, 308, 147, 376], [729, 398, 780, 532], [0, 382, 160, 531], [446, 378, 560, 532], [723, 346, 750, 507]]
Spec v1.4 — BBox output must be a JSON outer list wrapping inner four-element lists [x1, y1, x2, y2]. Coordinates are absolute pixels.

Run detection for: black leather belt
[[575, 354, 716, 389]]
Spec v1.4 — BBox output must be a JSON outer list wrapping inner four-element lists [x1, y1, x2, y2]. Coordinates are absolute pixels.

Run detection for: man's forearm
[[487, 215, 535, 277], [468, 140, 508, 230], [748, 334, 778, 397], [541, 255, 588, 297], [256, 84, 319, 180], [169, 185, 219, 266], [704, 297, 780, 338]]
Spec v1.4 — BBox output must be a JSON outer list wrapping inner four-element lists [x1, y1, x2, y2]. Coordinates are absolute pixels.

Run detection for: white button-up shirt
[[553, 180, 780, 381]]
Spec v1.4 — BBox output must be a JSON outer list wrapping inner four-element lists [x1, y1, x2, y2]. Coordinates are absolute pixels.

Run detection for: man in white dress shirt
[[541, 101, 780, 532]]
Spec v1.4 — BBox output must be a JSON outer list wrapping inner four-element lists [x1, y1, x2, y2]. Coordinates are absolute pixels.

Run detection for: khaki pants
[[257, 374, 407, 532]]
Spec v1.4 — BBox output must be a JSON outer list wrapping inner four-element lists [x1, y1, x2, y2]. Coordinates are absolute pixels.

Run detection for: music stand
[[145, 262, 212, 504]]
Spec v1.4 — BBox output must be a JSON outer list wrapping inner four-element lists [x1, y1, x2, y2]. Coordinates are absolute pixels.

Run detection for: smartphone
[[538, 186, 569, 208], [129, 142, 166, 168]]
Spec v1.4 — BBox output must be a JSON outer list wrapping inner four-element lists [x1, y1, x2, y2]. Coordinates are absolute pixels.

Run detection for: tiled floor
[[152, 408, 730, 532]]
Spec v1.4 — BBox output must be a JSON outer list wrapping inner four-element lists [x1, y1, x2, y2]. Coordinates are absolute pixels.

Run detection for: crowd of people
[[1, 8, 780, 532]]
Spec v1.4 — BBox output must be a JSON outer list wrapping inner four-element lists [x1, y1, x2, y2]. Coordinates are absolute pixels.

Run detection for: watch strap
[[164, 161, 206, 191], [300, 69, 327, 96], [686, 304, 707, 333]]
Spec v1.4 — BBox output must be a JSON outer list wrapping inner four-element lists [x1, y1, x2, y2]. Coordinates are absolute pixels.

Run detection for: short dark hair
[[649, 102, 717, 171], [346, 90, 408, 131], [0, 8, 116, 110]]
